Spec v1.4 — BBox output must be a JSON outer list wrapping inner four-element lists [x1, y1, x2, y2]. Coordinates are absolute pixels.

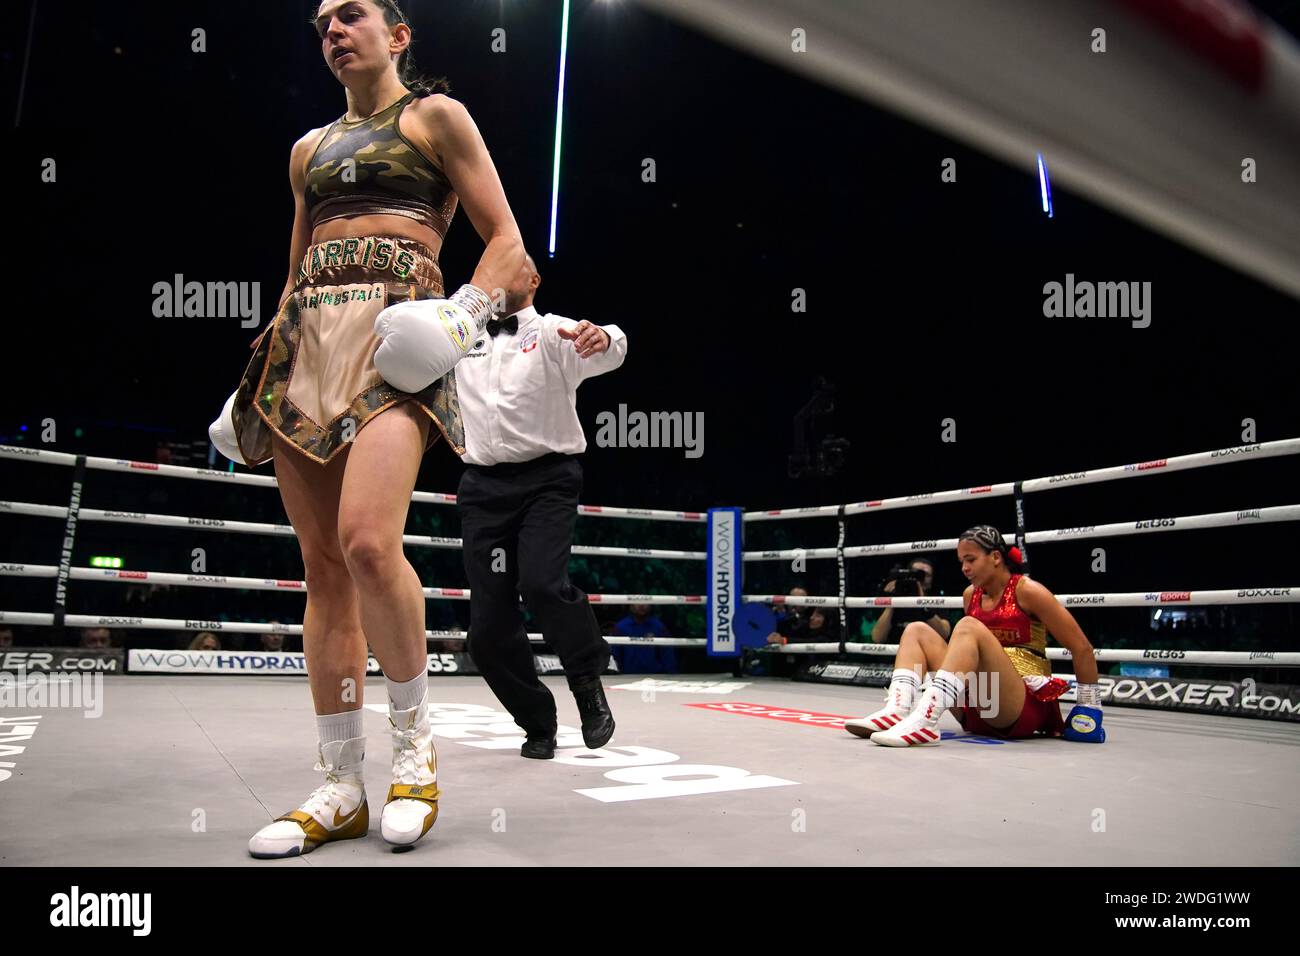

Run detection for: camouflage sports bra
[[304, 91, 458, 238]]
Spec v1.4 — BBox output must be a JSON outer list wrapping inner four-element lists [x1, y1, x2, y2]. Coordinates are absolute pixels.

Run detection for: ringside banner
[[0, 648, 123, 673], [707, 507, 742, 656], [128, 649, 477, 676]]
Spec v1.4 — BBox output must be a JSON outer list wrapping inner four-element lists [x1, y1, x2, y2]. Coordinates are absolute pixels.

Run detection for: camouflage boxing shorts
[[228, 235, 465, 466]]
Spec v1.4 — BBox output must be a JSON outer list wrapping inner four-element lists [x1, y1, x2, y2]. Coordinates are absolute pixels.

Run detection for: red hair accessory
[[1008, 546, 1024, 563]]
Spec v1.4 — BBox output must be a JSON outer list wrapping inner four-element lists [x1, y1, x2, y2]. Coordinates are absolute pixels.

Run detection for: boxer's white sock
[[887, 668, 921, 711], [316, 709, 364, 747], [386, 672, 428, 714], [914, 670, 966, 727]]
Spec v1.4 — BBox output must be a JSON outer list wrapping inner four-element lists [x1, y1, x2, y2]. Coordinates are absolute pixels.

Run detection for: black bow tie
[[486, 314, 519, 337]]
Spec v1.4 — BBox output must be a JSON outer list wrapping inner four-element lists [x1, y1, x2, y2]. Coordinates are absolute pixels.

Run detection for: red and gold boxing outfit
[[966, 573, 1069, 704]]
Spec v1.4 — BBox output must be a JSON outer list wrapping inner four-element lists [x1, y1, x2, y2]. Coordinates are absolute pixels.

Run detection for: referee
[[455, 255, 628, 759]]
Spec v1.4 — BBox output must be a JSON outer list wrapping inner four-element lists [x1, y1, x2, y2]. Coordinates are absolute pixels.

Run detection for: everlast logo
[[1236, 510, 1261, 520], [1249, 651, 1276, 660], [1049, 472, 1086, 483], [187, 518, 226, 527], [1211, 445, 1261, 459], [185, 620, 223, 630], [1067, 595, 1107, 605], [1135, 519, 1175, 529], [56, 479, 83, 608], [1238, 588, 1291, 598]]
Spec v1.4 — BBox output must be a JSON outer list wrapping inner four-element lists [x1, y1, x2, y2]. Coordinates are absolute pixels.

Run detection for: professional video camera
[[882, 564, 926, 596]]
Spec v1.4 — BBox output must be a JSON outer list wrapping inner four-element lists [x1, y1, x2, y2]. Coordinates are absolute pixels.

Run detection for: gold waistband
[[1003, 644, 1051, 678], [293, 235, 442, 292]]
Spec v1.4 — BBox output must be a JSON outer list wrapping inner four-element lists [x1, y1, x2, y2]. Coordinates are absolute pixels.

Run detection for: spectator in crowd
[[766, 587, 809, 643], [0, 626, 14, 649], [769, 606, 842, 644], [867, 557, 951, 643], [80, 627, 113, 650], [189, 632, 221, 652], [611, 602, 676, 673], [261, 632, 285, 652]]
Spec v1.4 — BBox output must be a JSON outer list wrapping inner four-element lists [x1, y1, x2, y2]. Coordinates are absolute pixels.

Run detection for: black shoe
[[572, 679, 615, 749], [521, 734, 556, 760]]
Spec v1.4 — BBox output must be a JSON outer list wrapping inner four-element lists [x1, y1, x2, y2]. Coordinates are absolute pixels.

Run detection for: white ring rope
[[8, 498, 1293, 562], [0, 611, 701, 646], [0, 501, 705, 561], [4, 563, 1292, 608], [773, 642, 1300, 667], [744, 589, 1298, 608], [743, 439, 1300, 521], [0, 445, 705, 523], [1, 610, 1288, 665], [741, 505, 1300, 561], [4, 440, 1297, 669], [0, 563, 706, 604]]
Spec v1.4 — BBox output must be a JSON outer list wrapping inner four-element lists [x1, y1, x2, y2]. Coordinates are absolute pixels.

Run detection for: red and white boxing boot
[[871, 671, 965, 748], [844, 668, 922, 738]]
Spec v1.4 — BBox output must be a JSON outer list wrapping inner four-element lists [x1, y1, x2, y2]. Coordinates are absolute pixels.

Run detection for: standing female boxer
[[225, 0, 525, 856]]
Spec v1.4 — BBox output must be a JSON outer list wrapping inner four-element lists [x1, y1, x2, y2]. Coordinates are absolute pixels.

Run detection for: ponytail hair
[[373, 0, 451, 97], [959, 524, 1025, 573]]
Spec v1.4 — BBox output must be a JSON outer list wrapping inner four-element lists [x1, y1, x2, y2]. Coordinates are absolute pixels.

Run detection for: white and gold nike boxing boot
[[248, 736, 369, 858], [381, 700, 440, 847]]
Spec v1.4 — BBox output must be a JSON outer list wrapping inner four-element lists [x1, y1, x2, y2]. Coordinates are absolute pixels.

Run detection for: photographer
[[868, 558, 951, 643]]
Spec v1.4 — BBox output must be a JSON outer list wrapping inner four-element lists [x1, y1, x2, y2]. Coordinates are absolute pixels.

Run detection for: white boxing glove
[[373, 284, 495, 393], [209, 391, 249, 466]]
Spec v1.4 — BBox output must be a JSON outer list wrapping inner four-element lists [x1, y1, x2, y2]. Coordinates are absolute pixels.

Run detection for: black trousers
[[458, 453, 610, 737]]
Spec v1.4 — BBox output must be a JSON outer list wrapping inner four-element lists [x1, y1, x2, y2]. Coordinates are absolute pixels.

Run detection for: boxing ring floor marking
[[1, 676, 1295, 867]]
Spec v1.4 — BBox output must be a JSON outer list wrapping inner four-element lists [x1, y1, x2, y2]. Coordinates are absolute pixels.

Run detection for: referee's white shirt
[[455, 305, 628, 466]]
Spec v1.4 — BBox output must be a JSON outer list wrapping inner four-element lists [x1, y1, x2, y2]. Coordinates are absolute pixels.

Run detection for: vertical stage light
[[548, 0, 573, 257]]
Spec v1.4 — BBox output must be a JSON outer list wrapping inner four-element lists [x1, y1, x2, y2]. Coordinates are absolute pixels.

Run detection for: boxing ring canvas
[[2, 674, 1294, 866]]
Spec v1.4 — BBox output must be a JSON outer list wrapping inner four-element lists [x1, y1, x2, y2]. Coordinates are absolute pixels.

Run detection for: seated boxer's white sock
[[914, 670, 966, 727], [887, 667, 921, 711], [386, 671, 428, 714]]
